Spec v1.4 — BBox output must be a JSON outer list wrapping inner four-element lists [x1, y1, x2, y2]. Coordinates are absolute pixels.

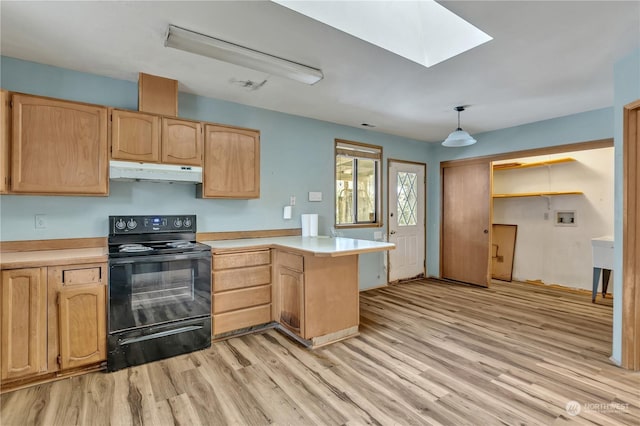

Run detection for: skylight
[[272, 0, 492, 68]]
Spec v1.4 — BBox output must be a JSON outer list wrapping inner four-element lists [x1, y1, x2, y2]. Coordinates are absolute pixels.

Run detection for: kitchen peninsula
[[204, 236, 394, 347]]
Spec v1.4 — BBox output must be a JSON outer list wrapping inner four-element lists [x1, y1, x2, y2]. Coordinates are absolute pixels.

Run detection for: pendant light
[[442, 106, 477, 147]]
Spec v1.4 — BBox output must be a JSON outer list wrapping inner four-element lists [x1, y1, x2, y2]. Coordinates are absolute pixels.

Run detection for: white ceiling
[[1, 1, 638, 143]]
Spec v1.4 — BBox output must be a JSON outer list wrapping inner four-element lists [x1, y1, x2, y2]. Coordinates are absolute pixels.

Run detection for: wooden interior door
[[623, 99, 640, 370], [441, 161, 492, 287]]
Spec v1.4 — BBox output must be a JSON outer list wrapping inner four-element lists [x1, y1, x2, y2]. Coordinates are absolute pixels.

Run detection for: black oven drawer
[[107, 316, 211, 372]]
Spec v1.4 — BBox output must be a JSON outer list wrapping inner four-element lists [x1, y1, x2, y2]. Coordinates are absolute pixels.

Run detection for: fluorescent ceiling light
[[164, 25, 323, 85], [273, 0, 492, 68]]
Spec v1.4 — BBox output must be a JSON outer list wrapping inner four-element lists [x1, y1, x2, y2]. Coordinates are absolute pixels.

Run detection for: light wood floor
[[2, 279, 639, 425]]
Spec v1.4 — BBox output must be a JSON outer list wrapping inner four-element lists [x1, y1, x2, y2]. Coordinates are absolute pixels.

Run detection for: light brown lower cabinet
[[1, 268, 47, 380], [276, 254, 304, 335], [57, 284, 106, 370], [274, 251, 359, 343], [212, 249, 272, 336], [0, 263, 107, 385]]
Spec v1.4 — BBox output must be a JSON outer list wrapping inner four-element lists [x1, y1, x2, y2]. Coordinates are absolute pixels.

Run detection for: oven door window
[[109, 254, 211, 333]]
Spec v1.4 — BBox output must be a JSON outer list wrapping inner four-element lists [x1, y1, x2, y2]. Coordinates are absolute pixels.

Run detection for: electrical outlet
[[373, 231, 383, 240], [35, 214, 47, 229], [290, 196, 296, 206]]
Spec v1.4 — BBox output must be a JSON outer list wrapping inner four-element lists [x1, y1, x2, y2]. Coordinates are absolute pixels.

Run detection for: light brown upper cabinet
[[161, 117, 202, 166], [201, 124, 260, 198], [0, 89, 10, 194], [111, 109, 161, 163], [11, 94, 108, 195], [111, 109, 202, 166]]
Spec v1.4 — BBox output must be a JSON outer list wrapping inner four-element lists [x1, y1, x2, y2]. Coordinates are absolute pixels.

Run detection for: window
[[335, 139, 382, 227]]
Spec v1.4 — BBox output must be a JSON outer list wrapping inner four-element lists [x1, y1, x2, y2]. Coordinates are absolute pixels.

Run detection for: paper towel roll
[[301, 214, 318, 237]]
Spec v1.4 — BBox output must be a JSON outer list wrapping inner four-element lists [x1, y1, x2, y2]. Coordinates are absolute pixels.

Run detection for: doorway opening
[[491, 146, 614, 299]]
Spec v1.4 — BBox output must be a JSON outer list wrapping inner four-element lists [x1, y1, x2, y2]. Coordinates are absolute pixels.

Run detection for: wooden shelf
[[493, 191, 584, 199], [493, 157, 576, 171]]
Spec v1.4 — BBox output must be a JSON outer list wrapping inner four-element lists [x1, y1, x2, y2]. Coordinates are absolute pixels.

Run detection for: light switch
[[309, 191, 322, 202]]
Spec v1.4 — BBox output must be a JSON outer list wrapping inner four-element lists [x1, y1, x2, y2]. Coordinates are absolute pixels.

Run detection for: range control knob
[[183, 218, 192, 228], [127, 219, 138, 230], [115, 219, 126, 230], [173, 218, 183, 228]]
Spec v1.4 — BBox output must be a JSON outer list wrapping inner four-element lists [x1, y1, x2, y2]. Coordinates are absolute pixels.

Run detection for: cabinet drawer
[[213, 304, 271, 335], [214, 284, 271, 314], [49, 263, 106, 287], [277, 251, 303, 272], [213, 250, 270, 270], [213, 265, 271, 292]]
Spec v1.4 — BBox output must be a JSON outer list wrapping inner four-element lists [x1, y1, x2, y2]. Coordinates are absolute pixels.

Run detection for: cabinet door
[[277, 266, 304, 336], [0, 89, 10, 194], [58, 284, 106, 370], [161, 118, 203, 166], [1, 268, 47, 380], [202, 125, 260, 198], [111, 109, 160, 163], [11, 94, 108, 194]]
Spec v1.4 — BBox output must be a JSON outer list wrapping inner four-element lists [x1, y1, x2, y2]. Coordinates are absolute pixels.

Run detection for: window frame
[[334, 139, 383, 229]]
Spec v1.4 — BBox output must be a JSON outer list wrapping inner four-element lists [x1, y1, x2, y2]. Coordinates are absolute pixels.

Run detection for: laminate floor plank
[[2, 279, 638, 425], [255, 332, 403, 425], [241, 334, 350, 426]]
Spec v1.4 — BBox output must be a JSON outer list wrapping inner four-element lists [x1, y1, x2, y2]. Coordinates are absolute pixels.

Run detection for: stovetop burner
[[166, 241, 198, 249], [118, 244, 154, 253]]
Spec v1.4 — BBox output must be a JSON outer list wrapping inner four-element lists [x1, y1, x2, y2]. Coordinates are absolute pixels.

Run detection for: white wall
[[492, 147, 614, 290]]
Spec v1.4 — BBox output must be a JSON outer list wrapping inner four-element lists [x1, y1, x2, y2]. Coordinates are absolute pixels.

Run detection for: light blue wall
[[612, 48, 640, 365], [425, 107, 614, 276], [0, 56, 428, 289]]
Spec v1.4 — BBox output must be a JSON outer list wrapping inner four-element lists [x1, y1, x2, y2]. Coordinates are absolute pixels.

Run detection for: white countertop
[[591, 235, 613, 243], [202, 236, 395, 257]]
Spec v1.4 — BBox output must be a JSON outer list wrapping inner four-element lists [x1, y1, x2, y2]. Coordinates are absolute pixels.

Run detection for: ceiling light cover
[[442, 106, 477, 147], [165, 25, 323, 85]]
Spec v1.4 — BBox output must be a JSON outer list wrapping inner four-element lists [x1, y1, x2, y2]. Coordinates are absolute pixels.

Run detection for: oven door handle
[[118, 325, 204, 345], [109, 251, 210, 264]]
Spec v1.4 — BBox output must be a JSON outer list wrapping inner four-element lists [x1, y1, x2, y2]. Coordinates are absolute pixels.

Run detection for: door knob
[[484, 229, 489, 234], [390, 230, 396, 234]]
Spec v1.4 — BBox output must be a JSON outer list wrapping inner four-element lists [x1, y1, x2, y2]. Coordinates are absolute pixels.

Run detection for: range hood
[[109, 161, 202, 184]]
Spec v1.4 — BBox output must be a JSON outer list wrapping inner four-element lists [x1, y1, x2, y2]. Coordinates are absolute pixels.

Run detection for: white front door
[[388, 160, 426, 281]]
